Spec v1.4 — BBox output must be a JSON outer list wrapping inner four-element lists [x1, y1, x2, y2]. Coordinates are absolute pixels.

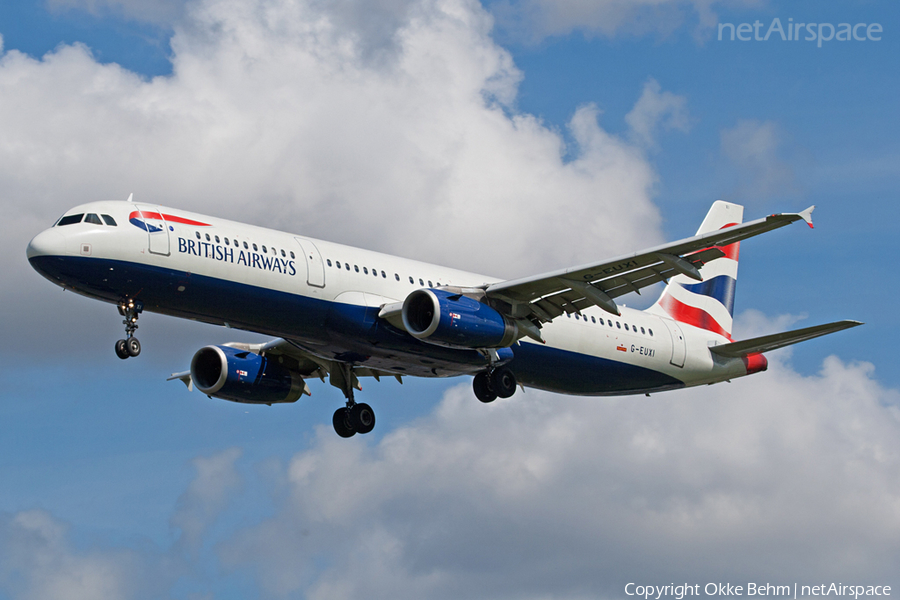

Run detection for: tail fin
[[649, 201, 743, 339]]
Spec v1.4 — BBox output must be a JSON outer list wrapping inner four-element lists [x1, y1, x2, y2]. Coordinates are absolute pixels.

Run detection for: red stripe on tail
[[658, 293, 731, 339]]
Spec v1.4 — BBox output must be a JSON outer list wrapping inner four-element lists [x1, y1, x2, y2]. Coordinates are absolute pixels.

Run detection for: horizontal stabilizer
[[709, 320, 862, 358]]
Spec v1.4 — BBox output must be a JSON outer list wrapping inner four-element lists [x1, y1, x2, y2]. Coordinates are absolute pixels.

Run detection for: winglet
[[126, 193, 134, 203], [798, 205, 814, 229]]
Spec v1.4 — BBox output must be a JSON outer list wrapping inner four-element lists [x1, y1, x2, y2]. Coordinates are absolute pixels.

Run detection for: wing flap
[[709, 320, 862, 358]]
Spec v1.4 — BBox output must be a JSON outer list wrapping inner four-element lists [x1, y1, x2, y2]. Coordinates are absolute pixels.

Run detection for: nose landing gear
[[115, 300, 143, 360]]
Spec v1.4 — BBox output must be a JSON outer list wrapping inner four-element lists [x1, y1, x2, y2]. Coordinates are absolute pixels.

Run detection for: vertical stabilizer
[[649, 201, 743, 339]]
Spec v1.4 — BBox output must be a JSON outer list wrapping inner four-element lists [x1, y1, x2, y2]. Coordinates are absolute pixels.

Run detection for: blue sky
[[1, 0, 899, 598]]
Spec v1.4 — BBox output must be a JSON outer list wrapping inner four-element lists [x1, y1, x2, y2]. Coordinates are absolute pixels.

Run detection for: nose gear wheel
[[115, 300, 143, 359]]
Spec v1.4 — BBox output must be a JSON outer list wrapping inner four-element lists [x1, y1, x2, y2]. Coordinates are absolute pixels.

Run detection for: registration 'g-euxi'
[[27, 198, 861, 438]]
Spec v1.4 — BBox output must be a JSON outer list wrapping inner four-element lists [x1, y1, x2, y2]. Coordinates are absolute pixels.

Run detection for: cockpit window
[[85, 213, 103, 225], [56, 214, 84, 226], [101, 214, 117, 226]]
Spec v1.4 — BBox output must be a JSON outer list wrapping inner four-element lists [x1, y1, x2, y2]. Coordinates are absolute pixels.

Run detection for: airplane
[[26, 197, 861, 437]]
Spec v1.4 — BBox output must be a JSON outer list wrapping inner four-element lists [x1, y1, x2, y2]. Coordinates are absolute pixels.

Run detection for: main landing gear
[[472, 366, 517, 403], [114, 300, 143, 360], [331, 363, 376, 438], [332, 402, 376, 438]]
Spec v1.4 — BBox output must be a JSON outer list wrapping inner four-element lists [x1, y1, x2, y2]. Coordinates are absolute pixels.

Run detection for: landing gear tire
[[333, 408, 356, 438], [116, 299, 143, 359], [473, 371, 497, 403], [491, 367, 517, 399], [125, 337, 141, 357], [349, 403, 376, 434]]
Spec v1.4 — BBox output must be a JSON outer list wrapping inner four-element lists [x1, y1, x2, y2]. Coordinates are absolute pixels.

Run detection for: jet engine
[[190, 345, 305, 405], [401, 288, 518, 349]]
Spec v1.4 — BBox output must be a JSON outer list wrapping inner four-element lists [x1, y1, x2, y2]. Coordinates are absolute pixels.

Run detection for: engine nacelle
[[401, 288, 518, 349], [190, 345, 305, 405]]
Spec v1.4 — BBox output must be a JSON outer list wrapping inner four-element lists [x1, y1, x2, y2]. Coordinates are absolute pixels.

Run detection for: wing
[[168, 338, 403, 395], [709, 320, 863, 358], [484, 206, 815, 323]]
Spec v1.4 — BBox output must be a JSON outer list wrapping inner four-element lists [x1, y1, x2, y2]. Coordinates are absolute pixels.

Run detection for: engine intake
[[190, 345, 305, 405], [401, 288, 518, 349]]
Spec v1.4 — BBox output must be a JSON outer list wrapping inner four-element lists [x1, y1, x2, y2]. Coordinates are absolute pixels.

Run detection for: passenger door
[[294, 237, 325, 288], [136, 205, 171, 256], [660, 318, 686, 368]]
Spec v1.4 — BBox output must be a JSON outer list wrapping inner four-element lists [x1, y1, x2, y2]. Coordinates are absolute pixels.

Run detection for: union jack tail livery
[[649, 201, 742, 340]]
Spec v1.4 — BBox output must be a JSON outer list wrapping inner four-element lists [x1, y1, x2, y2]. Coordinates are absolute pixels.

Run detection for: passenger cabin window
[[101, 214, 117, 226], [224, 238, 230, 246], [262, 245, 267, 253], [205, 234, 211, 241], [243, 242, 249, 249], [57, 214, 84, 226], [409, 276, 414, 284], [327, 259, 332, 267], [363, 267, 368, 275], [84, 213, 102, 225], [395, 274, 400, 281], [281, 249, 286, 257], [215, 235, 220, 243], [290, 251, 295, 259], [253, 244, 258, 251]]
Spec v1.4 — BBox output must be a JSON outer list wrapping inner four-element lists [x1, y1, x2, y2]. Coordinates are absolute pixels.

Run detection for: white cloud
[[2, 316, 896, 598], [3, 0, 664, 360], [212, 335, 900, 597], [625, 77, 691, 150]]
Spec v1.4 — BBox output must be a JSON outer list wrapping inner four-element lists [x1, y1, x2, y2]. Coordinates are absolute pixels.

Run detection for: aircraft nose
[[26, 228, 65, 261]]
